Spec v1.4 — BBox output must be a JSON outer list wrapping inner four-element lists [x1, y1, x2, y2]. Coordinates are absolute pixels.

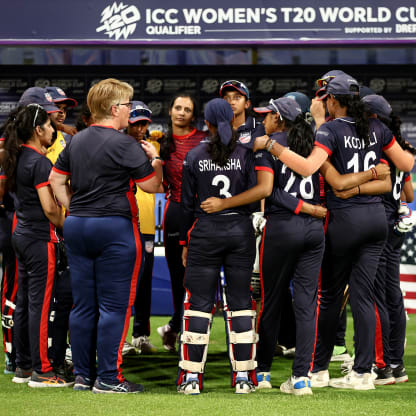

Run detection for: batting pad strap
[[231, 359, 257, 372], [5, 299, 16, 310], [229, 330, 259, 344], [181, 331, 210, 345], [227, 309, 256, 318], [184, 310, 212, 320], [179, 360, 205, 373]]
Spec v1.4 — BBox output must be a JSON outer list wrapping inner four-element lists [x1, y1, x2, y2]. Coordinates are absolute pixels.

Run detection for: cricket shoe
[[92, 379, 144, 394], [256, 372, 272, 389], [392, 365, 408, 383], [373, 366, 395, 386], [309, 370, 329, 388], [73, 375, 94, 391], [178, 379, 200, 395], [132, 335, 157, 354], [235, 378, 255, 394], [12, 367, 32, 384], [122, 341, 137, 356], [157, 324, 177, 352], [329, 370, 375, 390], [331, 345, 352, 362], [28, 370, 74, 388], [280, 376, 312, 396]]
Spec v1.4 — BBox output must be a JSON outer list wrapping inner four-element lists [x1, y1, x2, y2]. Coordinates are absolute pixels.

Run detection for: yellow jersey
[[47, 131, 68, 165]]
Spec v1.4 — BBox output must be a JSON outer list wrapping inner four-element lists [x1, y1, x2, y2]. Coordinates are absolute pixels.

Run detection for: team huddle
[[0, 71, 414, 395]]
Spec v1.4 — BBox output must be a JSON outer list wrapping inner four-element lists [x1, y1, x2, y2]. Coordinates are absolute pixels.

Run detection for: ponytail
[[379, 113, 416, 155], [208, 129, 239, 167]]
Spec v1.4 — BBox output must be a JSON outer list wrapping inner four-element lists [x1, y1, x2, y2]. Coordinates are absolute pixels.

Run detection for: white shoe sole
[[12, 376, 31, 384], [331, 353, 352, 362]]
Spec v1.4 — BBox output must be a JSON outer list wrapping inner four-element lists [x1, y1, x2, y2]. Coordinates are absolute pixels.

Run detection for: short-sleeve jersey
[[315, 117, 395, 209], [163, 128, 207, 203], [46, 130, 70, 165], [255, 132, 320, 216], [14, 145, 58, 242], [53, 125, 155, 220], [236, 116, 264, 150], [180, 140, 257, 242]]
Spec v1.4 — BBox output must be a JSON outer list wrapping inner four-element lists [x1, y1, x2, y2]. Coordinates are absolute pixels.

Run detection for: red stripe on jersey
[[186, 218, 198, 246], [21, 144, 44, 156], [40, 242, 55, 373], [12, 212, 17, 232], [294, 200, 303, 215], [382, 136, 396, 151], [405, 175, 411, 183], [52, 166, 70, 176], [314, 142, 333, 156], [90, 124, 115, 129], [35, 181, 50, 189], [134, 170, 156, 183], [255, 166, 274, 174], [379, 158, 388, 165]]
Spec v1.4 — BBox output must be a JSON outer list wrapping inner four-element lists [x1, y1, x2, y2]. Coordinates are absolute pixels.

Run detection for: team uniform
[[162, 128, 206, 335], [312, 117, 393, 377], [177, 139, 258, 391], [46, 131, 71, 165], [373, 159, 410, 379], [53, 125, 154, 385], [255, 132, 325, 387], [12, 145, 60, 376]]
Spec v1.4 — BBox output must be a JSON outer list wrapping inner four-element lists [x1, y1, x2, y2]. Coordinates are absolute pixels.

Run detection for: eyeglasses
[[129, 107, 152, 119], [27, 103, 42, 127], [269, 99, 283, 120], [220, 80, 250, 99], [117, 101, 133, 109]]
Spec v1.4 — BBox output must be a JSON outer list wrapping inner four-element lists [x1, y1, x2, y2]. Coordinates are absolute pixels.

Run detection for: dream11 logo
[[96, 2, 141, 40]]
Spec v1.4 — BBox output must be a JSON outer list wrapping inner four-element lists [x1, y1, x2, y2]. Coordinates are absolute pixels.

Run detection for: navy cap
[[316, 70, 346, 87], [359, 85, 375, 98], [362, 94, 392, 119], [254, 97, 302, 121], [45, 86, 78, 107], [316, 74, 360, 101], [129, 101, 152, 124], [219, 79, 250, 99], [283, 92, 311, 114], [204, 98, 234, 145], [18, 87, 59, 113]]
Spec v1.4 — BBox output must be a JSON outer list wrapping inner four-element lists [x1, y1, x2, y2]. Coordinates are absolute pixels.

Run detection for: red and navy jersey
[[53, 125, 154, 221], [255, 132, 320, 216], [163, 128, 207, 203], [315, 117, 394, 209], [180, 140, 257, 242], [14, 145, 58, 242], [383, 157, 410, 225], [236, 116, 265, 150]]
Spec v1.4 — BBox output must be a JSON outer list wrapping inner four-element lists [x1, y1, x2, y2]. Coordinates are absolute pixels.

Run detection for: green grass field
[[1, 313, 415, 416]]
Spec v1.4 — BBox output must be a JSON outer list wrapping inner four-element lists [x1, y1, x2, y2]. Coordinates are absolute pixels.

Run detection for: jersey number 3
[[212, 174, 232, 198]]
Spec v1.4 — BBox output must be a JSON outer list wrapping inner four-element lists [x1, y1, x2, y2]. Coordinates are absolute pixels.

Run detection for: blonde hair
[[87, 78, 133, 121]]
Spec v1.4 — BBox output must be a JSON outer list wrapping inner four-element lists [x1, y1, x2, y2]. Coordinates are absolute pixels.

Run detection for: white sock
[[237, 371, 248, 379], [186, 372, 199, 381]]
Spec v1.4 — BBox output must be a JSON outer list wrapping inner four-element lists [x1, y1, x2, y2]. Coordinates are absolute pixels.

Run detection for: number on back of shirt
[[281, 164, 314, 200], [212, 174, 232, 198]]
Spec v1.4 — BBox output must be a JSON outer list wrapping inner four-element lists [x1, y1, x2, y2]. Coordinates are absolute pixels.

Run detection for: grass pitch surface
[[1, 313, 415, 416]]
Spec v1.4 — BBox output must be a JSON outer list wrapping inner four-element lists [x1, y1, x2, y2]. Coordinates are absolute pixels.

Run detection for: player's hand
[[182, 246, 188, 267], [394, 202, 416, 234], [141, 140, 158, 160], [60, 124, 78, 136], [311, 205, 328, 218], [333, 187, 358, 199], [200, 197, 225, 213], [310, 98, 326, 126], [374, 163, 390, 180], [251, 212, 266, 236], [253, 135, 269, 152]]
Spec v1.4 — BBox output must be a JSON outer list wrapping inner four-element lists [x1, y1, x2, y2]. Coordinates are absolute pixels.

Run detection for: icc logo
[[96, 2, 141, 40]]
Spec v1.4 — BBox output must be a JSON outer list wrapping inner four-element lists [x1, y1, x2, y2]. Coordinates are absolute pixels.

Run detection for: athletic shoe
[[329, 370, 375, 390], [157, 324, 177, 352], [373, 366, 395, 385], [309, 370, 329, 388], [65, 345, 72, 364], [73, 375, 94, 391], [122, 341, 137, 356], [55, 363, 75, 382], [331, 345, 352, 362], [28, 370, 74, 388], [235, 378, 255, 394], [4, 355, 16, 374], [177, 379, 200, 395], [12, 367, 32, 383], [132, 335, 157, 354], [256, 372, 272, 389], [280, 376, 312, 396], [392, 365, 408, 383], [92, 379, 144, 394]]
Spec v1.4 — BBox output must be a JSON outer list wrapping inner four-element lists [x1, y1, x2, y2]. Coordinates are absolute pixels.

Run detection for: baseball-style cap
[[254, 97, 302, 121], [283, 91, 311, 114], [18, 87, 59, 113], [362, 94, 392, 120], [129, 101, 152, 124], [45, 86, 78, 107], [219, 80, 250, 99], [316, 70, 346, 88], [359, 85, 375, 98], [316, 74, 360, 101]]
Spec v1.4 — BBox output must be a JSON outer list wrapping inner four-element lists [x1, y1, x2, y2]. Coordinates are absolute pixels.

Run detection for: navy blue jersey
[[383, 157, 410, 225], [180, 140, 257, 242], [236, 116, 264, 150], [54, 125, 154, 220], [255, 132, 320, 216], [315, 117, 394, 210], [14, 145, 58, 242]]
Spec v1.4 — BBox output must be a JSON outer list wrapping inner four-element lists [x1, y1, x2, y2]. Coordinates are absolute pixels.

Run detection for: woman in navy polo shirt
[[49, 78, 163, 394]]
